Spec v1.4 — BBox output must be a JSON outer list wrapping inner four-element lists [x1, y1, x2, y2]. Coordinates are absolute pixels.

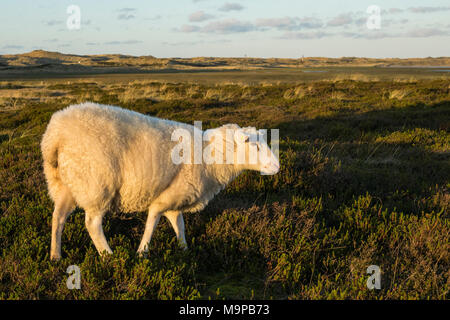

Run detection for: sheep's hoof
[[50, 249, 62, 261], [94, 249, 113, 262], [137, 250, 148, 259], [50, 254, 61, 261]]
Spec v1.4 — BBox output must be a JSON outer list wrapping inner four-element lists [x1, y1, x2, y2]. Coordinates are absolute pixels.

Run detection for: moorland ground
[[0, 67, 449, 299]]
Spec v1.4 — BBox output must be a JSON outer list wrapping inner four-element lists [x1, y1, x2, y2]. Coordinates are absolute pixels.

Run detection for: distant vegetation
[[1, 50, 450, 77], [0, 69, 448, 299]]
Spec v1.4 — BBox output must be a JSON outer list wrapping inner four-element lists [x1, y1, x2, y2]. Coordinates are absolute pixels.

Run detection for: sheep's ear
[[243, 126, 257, 134], [234, 130, 250, 144]]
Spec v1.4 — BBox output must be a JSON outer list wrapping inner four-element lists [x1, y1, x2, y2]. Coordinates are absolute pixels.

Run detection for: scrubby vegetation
[[0, 75, 449, 299]]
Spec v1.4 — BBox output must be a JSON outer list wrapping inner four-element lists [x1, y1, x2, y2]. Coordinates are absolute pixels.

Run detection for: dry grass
[[389, 89, 412, 100], [0, 75, 448, 300]]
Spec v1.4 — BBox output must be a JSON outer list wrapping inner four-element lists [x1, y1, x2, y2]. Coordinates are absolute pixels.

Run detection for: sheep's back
[[49, 103, 185, 212]]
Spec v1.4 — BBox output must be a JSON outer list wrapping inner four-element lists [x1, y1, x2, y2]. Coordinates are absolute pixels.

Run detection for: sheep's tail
[[41, 121, 63, 202]]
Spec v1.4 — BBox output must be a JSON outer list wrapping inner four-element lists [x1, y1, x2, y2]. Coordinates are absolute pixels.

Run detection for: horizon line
[[1, 49, 450, 60]]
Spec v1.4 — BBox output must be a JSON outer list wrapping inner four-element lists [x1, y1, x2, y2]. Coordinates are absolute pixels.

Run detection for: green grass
[[3, 66, 449, 84], [0, 75, 449, 299]]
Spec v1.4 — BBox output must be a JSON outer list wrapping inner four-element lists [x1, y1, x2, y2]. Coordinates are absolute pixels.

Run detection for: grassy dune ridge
[[0, 73, 449, 299]]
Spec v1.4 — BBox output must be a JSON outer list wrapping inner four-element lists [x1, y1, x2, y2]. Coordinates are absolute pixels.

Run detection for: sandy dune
[[1, 50, 449, 76]]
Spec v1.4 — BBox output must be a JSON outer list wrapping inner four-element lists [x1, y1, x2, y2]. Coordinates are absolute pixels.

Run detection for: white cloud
[[388, 8, 404, 14], [118, 13, 136, 20], [180, 19, 255, 34], [104, 40, 143, 45], [202, 19, 255, 33], [44, 20, 64, 26], [180, 25, 201, 32], [327, 13, 353, 27], [189, 11, 215, 22], [255, 17, 298, 30], [405, 28, 449, 37], [409, 6, 450, 13], [255, 17, 322, 30], [219, 3, 244, 12], [118, 8, 137, 13], [280, 31, 333, 39], [117, 7, 137, 20]]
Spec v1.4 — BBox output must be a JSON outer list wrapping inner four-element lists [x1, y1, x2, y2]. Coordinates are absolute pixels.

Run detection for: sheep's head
[[204, 124, 280, 175]]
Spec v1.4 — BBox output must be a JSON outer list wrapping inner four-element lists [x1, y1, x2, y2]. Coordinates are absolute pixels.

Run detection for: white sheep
[[41, 102, 280, 260]]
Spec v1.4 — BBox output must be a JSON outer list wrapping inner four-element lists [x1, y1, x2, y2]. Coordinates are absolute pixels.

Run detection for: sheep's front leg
[[164, 211, 188, 250], [85, 211, 112, 257], [137, 205, 163, 255]]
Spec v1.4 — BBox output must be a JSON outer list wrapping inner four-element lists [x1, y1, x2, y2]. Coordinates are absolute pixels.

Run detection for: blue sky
[[1, 0, 449, 58]]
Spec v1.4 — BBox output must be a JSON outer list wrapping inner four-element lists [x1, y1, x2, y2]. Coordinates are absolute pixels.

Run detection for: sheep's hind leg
[[137, 204, 164, 256], [85, 211, 112, 257], [164, 211, 188, 250], [50, 187, 76, 261]]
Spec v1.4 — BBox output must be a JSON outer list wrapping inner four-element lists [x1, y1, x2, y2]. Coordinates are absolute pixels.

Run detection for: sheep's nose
[[262, 162, 280, 175], [272, 159, 280, 171], [272, 163, 280, 173]]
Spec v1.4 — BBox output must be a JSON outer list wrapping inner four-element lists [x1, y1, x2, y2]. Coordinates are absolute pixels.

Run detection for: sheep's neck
[[206, 163, 242, 188]]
